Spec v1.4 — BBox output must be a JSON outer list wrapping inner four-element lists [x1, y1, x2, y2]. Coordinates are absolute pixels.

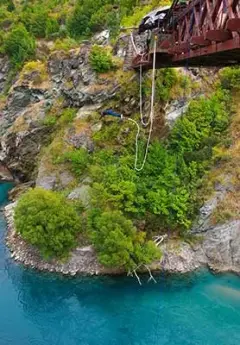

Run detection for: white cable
[[130, 32, 142, 55], [125, 37, 157, 172]]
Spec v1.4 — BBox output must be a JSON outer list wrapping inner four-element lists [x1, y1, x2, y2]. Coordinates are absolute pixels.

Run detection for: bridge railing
[[170, 0, 240, 55]]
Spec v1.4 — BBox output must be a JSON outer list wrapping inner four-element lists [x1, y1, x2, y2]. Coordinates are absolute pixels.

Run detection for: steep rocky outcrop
[[0, 164, 13, 182], [48, 47, 119, 107], [0, 56, 10, 94], [0, 44, 121, 182], [0, 101, 53, 181], [5, 202, 240, 276], [1, 31, 239, 277]]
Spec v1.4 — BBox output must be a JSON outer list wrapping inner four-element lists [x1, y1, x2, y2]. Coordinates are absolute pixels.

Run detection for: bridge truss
[[132, 0, 240, 68]]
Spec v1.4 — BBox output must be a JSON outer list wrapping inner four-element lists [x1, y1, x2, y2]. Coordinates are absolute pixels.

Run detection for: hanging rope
[[127, 35, 158, 172]]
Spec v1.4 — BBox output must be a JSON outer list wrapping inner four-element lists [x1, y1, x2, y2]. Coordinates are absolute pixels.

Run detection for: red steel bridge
[[132, 0, 240, 68]]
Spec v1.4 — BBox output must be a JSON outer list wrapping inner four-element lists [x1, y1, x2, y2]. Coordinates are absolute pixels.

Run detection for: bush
[[59, 148, 90, 176], [220, 67, 240, 91], [89, 45, 114, 73], [14, 188, 82, 259], [89, 210, 161, 271], [21, 61, 48, 84], [46, 17, 60, 38], [4, 24, 35, 67]]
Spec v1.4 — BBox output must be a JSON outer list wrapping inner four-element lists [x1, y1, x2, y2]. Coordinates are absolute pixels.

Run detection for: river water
[[0, 183, 240, 345]]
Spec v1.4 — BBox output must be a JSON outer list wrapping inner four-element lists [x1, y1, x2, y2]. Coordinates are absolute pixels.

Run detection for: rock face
[[0, 164, 13, 182], [0, 56, 10, 94], [49, 48, 119, 108], [192, 175, 234, 233], [0, 44, 121, 182], [5, 202, 240, 276], [160, 221, 240, 274], [0, 101, 53, 181]]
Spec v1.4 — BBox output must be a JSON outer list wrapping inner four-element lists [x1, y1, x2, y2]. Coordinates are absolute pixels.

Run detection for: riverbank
[[5, 202, 240, 276]]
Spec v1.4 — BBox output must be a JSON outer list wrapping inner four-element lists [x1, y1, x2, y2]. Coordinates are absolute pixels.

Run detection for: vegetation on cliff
[[2, 1, 239, 272], [14, 188, 82, 259], [0, 0, 167, 68]]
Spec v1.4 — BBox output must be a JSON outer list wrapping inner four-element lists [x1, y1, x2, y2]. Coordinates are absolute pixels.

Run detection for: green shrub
[[46, 17, 60, 38], [42, 115, 58, 127], [52, 37, 79, 52], [85, 88, 230, 235], [59, 148, 90, 176], [14, 188, 82, 259], [220, 67, 240, 90], [89, 210, 161, 271], [21, 7, 48, 38], [4, 24, 35, 67], [89, 45, 114, 73], [58, 108, 76, 127]]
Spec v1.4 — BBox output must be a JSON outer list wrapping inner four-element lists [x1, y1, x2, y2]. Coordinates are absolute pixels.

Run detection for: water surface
[[0, 183, 240, 345]]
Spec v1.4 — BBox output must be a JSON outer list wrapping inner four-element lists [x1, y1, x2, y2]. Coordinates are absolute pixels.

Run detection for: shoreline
[[4, 202, 240, 277]]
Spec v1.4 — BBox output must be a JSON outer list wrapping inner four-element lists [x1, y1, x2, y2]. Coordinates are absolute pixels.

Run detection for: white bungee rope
[[126, 35, 158, 172]]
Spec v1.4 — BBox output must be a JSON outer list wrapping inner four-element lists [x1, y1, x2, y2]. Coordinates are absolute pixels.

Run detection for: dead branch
[[133, 269, 142, 285], [144, 265, 157, 283]]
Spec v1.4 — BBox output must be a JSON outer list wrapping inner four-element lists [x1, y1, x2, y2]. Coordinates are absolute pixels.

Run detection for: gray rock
[[91, 122, 102, 133], [76, 104, 102, 120], [59, 171, 75, 188], [192, 175, 233, 233], [0, 164, 13, 182], [0, 56, 10, 93], [165, 101, 189, 127], [67, 129, 94, 153], [36, 173, 57, 190], [68, 185, 91, 207], [92, 30, 110, 46]]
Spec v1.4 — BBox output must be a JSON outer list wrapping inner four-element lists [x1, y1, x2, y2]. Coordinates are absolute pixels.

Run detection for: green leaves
[[59, 148, 90, 176], [4, 24, 35, 67], [14, 188, 82, 259], [89, 210, 161, 271], [220, 67, 240, 91], [89, 45, 115, 73]]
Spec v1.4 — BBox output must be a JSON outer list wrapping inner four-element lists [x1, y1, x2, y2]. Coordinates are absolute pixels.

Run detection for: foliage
[[21, 61, 48, 84], [20, 6, 48, 38], [89, 45, 115, 73], [52, 37, 79, 52], [58, 148, 90, 176], [143, 68, 193, 103], [67, 0, 138, 38], [84, 89, 231, 236], [170, 89, 230, 153], [46, 16, 60, 38], [14, 188, 82, 259], [4, 24, 35, 67], [220, 67, 240, 91], [89, 210, 161, 271]]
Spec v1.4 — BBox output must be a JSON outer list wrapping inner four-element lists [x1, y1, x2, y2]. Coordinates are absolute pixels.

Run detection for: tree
[[89, 210, 161, 275], [4, 24, 35, 67], [89, 45, 114, 73], [14, 188, 82, 259]]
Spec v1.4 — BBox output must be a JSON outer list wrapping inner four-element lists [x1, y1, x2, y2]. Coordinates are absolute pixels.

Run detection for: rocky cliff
[[0, 31, 239, 276]]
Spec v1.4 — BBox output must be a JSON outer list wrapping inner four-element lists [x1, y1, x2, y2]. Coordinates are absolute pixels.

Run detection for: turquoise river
[[0, 183, 240, 345]]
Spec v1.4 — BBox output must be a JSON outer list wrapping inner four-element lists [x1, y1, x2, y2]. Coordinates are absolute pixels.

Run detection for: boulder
[[68, 185, 91, 207], [76, 104, 102, 120], [92, 30, 110, 46], [0, 164, 13, 182]]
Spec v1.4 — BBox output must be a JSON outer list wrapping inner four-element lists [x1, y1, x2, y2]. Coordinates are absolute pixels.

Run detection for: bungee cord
[[127, 35, 158, 172]]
